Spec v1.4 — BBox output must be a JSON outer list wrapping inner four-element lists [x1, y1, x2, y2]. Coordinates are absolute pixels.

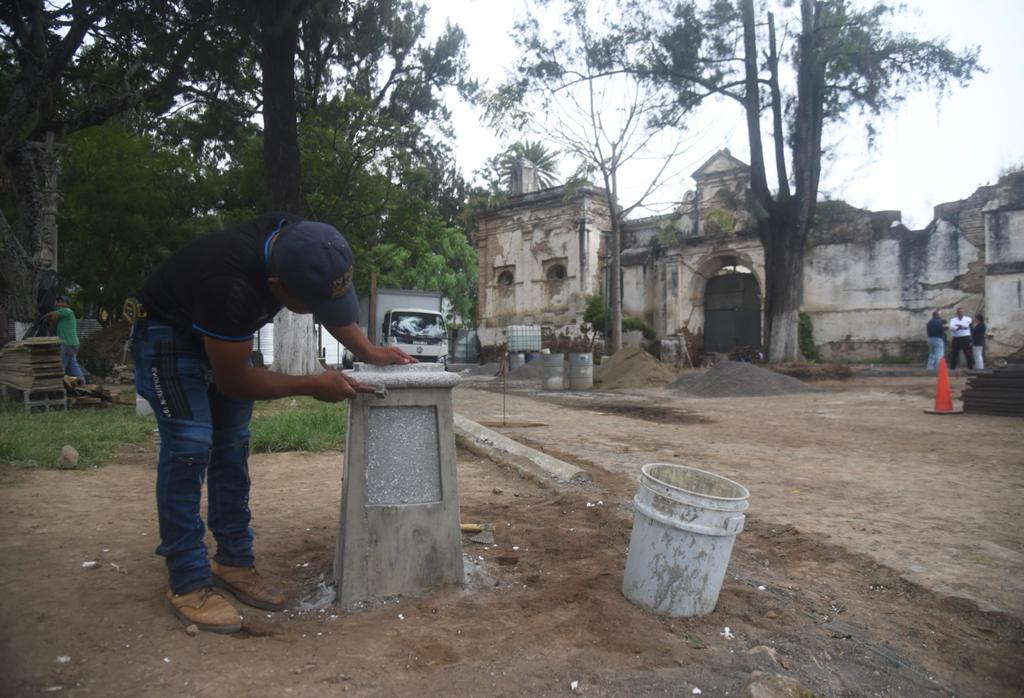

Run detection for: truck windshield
[[389, 312, 446, 341]]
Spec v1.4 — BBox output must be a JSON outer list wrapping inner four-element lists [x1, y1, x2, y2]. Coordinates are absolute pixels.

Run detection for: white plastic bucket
[[541, 353, 565, 390], [622, 463, 749, 617]]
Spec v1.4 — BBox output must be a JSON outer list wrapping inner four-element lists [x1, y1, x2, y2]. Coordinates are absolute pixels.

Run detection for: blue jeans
[[60, 344, 86, 380], [132, 320, 255, 594], [926, 337, 945, 370]]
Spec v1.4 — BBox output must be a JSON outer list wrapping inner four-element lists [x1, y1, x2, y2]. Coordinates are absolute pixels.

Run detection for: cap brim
[[312, 283, 359, 327]]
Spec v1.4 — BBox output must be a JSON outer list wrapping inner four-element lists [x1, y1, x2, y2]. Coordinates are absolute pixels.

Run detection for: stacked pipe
[[961, 364, 1024, 417]]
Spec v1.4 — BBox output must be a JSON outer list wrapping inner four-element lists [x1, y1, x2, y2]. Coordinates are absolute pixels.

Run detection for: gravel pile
[[668, 360, 815, 398]]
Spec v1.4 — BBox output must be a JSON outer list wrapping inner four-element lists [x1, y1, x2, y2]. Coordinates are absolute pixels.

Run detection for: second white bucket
[[622, 463, 749, 617]]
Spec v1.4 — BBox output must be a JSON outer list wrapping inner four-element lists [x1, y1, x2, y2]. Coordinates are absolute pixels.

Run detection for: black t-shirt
[[138, 213, 297, 341], [971, 322, 986, 346]]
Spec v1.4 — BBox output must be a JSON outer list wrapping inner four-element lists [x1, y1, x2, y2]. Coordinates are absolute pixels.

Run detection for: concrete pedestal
[[334, 363, 464, 605]]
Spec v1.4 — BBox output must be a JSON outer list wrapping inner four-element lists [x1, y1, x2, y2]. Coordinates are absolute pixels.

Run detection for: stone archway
[[704, 272, 762, 353], [688, 251, 763, 353]]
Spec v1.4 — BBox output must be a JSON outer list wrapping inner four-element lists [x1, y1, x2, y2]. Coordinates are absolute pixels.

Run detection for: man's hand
[[204, 337, 363, 402], [326, 322, 418, 367], [308, 370, 360, 402], [367, 345, 416, 366], [342, 372, 381, 397]]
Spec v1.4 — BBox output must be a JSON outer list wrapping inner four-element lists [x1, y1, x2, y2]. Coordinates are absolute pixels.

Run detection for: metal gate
[[704, 273, 762, 353]]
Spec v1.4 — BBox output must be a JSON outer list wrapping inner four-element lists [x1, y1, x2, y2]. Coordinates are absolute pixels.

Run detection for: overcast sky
[[425, 0, 1024, 229]]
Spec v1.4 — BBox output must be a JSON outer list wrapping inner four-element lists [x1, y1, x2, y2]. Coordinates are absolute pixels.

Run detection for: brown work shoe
[[211, 561, 286, 611], [166, 587, 241, 634]]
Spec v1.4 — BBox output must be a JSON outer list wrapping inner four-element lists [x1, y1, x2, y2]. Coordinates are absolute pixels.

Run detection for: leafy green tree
[[2, 0, 479, 340], [300, 97, 477, 320], [582, 293, 610, 333], [0, 1, 222, 321], [58, 124, 211, 317], [621, 0, 982, 360]]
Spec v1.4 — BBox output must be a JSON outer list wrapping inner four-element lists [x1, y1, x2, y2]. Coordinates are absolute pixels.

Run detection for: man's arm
[[325, 322, 415, 366], [203, 337, 361, 402], [46, 311, 58, 330]]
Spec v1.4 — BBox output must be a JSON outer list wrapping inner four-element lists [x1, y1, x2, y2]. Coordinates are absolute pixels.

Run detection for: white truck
[[359, 288, 449, 365]]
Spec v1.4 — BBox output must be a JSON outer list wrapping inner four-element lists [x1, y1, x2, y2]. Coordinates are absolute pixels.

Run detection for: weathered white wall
[[804, 221, 983, 360], [985, 207, 1024, 357], [475, 188, 610, 346]]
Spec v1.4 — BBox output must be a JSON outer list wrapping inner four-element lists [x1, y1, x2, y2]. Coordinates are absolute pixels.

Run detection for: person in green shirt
[[47, 295, 86, 380]]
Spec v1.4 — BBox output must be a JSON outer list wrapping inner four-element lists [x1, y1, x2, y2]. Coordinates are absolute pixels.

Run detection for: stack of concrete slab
[[0, 337, 67, 412], [0, 337, 64, 390], [962, 365, 1024, 417]]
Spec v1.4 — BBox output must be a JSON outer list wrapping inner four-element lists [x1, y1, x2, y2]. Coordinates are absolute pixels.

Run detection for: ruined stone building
[[473, 151, 1024, 361]]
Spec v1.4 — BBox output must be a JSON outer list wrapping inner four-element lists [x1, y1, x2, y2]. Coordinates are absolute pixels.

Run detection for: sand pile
[[668, 360, 815, 398], [597, 347, 678, 389]]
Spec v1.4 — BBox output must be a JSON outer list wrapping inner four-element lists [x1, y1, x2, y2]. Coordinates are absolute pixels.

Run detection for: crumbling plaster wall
[[804, 174, 1022, 361], [984, 205, 1024, 359], [474, 188, 610, 346], [621, 258, 652, 322], [804, 219, 982, 361]]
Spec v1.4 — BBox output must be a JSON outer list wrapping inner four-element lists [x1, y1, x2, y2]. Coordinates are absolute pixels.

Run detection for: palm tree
[[499, 140, 560, 190]]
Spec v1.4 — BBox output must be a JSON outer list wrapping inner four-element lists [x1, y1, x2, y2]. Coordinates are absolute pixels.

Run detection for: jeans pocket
[[134, 326, 203, 421]]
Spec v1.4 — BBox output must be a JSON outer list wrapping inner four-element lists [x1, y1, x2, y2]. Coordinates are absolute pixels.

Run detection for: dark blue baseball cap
[[272, 220, 359, 326]]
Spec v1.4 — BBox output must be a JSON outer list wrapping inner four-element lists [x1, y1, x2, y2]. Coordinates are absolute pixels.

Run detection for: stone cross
[[334, 363, 464, 605], [25, 132, 70, 273]]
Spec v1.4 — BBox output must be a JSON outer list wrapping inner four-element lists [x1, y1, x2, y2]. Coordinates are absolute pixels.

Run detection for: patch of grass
[[0, 402, 155, 469], [875, 352, 914, 365], [0, 395, 348, 469], [250, 398, 347, 453]]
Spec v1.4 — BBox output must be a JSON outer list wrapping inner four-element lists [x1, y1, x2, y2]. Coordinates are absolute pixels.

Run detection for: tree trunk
[[741, 0, 808, 363], [272, 308, 324, 375], [0, 146, 46, 323], [260, 1, 322, 375], [259, 0, 304, 214], [762, 0, 824, 363], [609, 209, 623, 354], [761, 217, 804, 362]]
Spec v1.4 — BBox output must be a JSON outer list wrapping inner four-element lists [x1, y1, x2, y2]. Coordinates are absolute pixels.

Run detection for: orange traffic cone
[[925, 357, 962, 414]]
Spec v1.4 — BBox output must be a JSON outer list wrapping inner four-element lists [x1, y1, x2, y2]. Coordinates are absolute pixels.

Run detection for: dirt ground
[[1, 373, 1021, 696]]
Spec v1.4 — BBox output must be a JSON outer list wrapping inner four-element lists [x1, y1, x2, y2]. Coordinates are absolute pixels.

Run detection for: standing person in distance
[[970, 313, 987, 370], [925, 310, 946, 371], [947, 307, 973, 371], [48, 295, 87, 381]]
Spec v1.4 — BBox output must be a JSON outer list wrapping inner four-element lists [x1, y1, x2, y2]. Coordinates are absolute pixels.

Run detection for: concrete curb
[[454, 413, 591, 488]]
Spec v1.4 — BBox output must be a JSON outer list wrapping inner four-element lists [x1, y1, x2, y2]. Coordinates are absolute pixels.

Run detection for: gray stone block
[[334, 364, 464, 605]]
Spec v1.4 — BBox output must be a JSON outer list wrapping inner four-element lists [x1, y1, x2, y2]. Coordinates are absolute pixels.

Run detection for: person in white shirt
[[948, 307, 973, 370]]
